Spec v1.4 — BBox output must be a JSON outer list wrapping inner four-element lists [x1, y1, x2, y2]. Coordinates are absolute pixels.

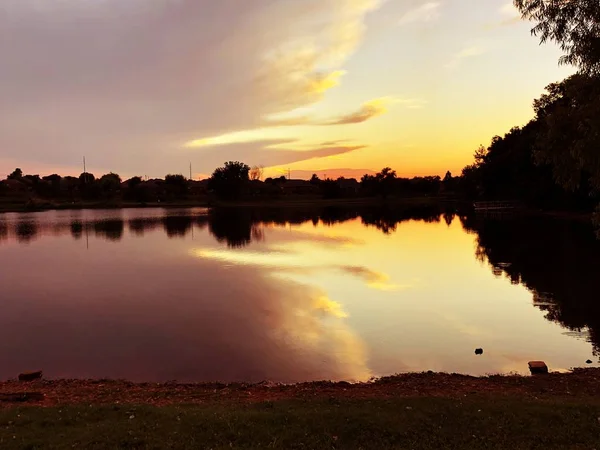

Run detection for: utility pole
[[83, 156, 87, 185], [288, 168, 291, 180], [189, 162, 192, 180]]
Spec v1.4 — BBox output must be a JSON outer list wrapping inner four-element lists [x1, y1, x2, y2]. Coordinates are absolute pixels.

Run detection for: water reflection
[[0, 219, 8, 242], [70, 221, 84, 240], [1, 206, 599, 381], [94, 219, 125, 241], [0, 204, 451, 245], [461, 215, 600, 358], [15, 220, 38, 243]]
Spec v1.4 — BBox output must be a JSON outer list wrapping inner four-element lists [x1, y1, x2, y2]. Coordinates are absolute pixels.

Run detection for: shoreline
[[0, 196, 450, 214], [2, 368, 600, 407], [3, 370, 600, 448], [0, 197, 594, 221]]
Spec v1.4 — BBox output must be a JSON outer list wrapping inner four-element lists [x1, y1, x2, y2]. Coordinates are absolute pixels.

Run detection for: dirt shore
[[2, 369, 600, 408]]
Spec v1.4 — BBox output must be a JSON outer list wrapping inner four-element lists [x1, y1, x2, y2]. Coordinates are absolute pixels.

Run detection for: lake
[[0, 206, 598, 383]]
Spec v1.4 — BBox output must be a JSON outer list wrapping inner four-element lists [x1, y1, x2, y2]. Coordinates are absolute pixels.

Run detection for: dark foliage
[[208, 161, 250, 200]]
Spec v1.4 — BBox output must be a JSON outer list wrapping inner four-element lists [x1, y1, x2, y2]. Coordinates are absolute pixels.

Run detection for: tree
[[442, 171, 457, 193], [99, 173, 122, 196], [207, 161, 251, 200], [514, 0, 600, 74], [474, 145, 488, 167], [165, 174, 188, 198], [42, 174, 62, 197], [78, 172, 99, 199], [310, 174, 321, 185], [376, 167, 397, 199], [124, 176, 148, 202], [249, 165, 264, 181], [165, 174, 186, 185], [126, 176, 143, 189], [79, 172, 96, 184], [532, 74, 600, 192], [43, 174, 62, 184], [8, 168, 22, 180]]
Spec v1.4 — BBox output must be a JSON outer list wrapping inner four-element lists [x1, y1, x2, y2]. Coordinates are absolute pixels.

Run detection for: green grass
[[2, 397, 600, 449]]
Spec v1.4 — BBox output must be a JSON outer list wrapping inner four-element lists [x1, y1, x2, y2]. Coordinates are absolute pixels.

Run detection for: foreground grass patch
[[1, 397, 600, 449]]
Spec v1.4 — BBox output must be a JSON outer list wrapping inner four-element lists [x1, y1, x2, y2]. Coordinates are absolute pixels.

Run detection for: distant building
[[282, 179, 319, 195], [337, 178, 359, 194]]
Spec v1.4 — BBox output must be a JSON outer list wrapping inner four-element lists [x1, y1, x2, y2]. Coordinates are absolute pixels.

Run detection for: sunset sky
[[0, 0, 574, 180]]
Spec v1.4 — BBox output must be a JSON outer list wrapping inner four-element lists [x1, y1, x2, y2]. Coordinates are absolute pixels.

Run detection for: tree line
[[0, 162, 453, 206], [458, 1, 600, 213]]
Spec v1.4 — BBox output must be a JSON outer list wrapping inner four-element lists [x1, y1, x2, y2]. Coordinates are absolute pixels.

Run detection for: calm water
[[0, 206, 598, 382]]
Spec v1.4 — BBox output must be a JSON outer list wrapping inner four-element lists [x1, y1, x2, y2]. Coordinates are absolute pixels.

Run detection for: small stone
[[129, 415, 135, 420], [474, 348, 483, 355], [18, 371, 42, 382], [586, 360, 593, 364], [528, 361, 549, 375]]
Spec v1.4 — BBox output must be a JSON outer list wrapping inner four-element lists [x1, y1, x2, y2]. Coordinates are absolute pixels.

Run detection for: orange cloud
[[324, 99, 389, 125], [263, 97, 416, 128], [339, 266, 409, 291]]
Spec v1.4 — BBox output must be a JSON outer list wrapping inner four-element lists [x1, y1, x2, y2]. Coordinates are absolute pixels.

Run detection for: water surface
[[0, 206, 598, 382]]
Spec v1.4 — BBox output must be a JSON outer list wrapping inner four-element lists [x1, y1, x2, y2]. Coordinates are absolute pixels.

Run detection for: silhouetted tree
[[79, 172, 96, 185], [531, 74, 600, 193], [208, 161, 250, 200], [515, 0, 600, 74], [310, 174, 321, 185], [376, 167, 397, 199], [79, 172, 100, 199], [43, 174, 61, 183], [164, 174, 188, 198], [99, 173, 121, 197], [127, 176, 143, 189], [8, 168, 23, 180]]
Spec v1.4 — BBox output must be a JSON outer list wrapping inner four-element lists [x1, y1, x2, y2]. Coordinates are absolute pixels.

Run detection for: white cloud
[[398, 2, 441, 25], [444, 45, 487, 69], [0, 0, 383, 176]]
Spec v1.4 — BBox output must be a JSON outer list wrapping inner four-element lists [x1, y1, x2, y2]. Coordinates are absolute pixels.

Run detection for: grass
[[2, 397, 600, 449]]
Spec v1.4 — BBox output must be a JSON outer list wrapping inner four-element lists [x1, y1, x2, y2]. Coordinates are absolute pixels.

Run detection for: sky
[[0, 0, 575, 180]]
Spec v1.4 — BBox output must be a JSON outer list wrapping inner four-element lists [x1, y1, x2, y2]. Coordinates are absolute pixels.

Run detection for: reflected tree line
[[460, 215, 600, 357], [2, 206, 600, 354], [0, 204, 451, 246]]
